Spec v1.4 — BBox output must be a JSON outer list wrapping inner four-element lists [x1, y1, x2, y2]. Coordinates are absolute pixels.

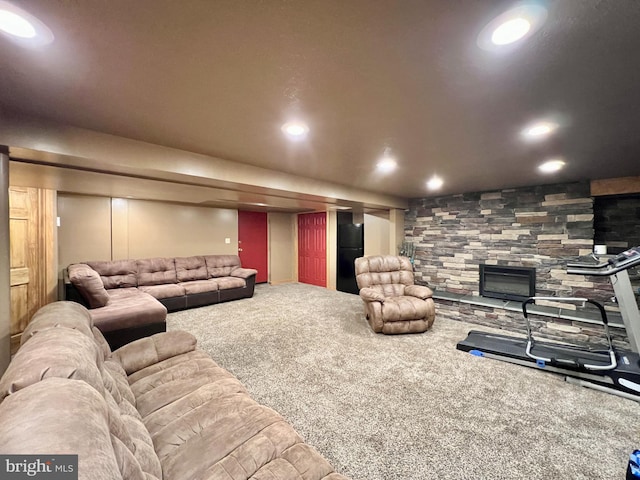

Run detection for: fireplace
[[479, 264, 536, 302]]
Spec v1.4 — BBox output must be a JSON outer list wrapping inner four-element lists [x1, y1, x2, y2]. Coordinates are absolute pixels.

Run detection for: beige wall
[[58, 194, 238, 267], [58, 195, 112, 267], [268, 212, 296, 284], [111, 199, 237, 259], [364, 212, 391, 256]]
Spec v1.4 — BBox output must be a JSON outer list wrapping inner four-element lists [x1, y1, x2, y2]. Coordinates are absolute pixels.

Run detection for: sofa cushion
[[93, 326, 113, 360], [213, 276, 246, 290], [204, 254, 241, 278], [137, 257, 178, 286], [139, 283, 186, 300], [88, 259, 138, 289], [175, 256, 208, 282], [158, 404, 304, 480], [127, 350, 211, 385], [111, 330, 198, 376], [231, 267, 259, 279], [381, 295, 435, 321], [104, 360, 137, 406], [90, 290, 167, 333], [181, 279, 219, 295], [0, 328, 103, 402], [135, 368, 243, 418], [0, 378, 123, 480], [68, 263, 110, 308], [21, 300, 94, 345]]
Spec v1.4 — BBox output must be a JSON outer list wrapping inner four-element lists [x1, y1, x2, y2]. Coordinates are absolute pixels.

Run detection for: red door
[[238, 211, 268, 283], [298, 212, 326, 287]]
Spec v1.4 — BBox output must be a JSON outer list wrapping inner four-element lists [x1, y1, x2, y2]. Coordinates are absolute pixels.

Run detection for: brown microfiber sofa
[[65, 255, 257, 349], [0, 301, 349, 480]]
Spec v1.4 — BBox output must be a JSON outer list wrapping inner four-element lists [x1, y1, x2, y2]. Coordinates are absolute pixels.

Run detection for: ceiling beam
[[591, 176, 640, 196]]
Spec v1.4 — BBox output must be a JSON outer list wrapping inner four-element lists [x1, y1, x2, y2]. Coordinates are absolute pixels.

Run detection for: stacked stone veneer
[[405, 181, 627, 348]]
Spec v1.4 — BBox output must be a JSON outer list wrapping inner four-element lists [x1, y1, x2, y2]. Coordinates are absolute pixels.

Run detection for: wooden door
[[9, 187, 56, 353], [238, 211, 268, 283], [298, 212, 326, 287]]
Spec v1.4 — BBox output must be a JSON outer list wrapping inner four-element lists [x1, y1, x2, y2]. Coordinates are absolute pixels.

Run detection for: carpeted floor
[[168, 283, 640, 480]]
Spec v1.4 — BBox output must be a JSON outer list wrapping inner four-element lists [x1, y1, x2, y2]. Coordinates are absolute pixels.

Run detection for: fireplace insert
[[479, 264, 536, 302]]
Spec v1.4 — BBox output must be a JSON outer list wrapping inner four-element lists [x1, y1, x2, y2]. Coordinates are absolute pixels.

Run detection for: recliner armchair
[[355, 255, 435, 334]]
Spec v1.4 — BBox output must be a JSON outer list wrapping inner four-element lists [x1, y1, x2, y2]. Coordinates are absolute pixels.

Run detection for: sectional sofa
[[0, 301, 349, 480], [65, 254, 257, 348]]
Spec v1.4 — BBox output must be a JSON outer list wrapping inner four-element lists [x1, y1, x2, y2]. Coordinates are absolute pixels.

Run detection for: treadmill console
[[608, 246, 640, 268], [567, 246, 640, 276]]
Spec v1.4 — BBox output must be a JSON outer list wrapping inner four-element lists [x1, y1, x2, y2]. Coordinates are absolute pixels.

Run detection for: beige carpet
[[168, 283, 640, 480]]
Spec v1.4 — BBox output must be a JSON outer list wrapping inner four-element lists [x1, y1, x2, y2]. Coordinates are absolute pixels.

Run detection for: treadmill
[[456, 246, 640, 401]]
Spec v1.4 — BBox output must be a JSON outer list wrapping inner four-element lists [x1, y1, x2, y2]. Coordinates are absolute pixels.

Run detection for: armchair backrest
[[354, 255, 414, 297]]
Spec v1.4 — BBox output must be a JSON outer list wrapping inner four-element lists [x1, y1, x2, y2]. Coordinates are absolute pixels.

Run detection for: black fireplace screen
[[479, 264, 536, 302]]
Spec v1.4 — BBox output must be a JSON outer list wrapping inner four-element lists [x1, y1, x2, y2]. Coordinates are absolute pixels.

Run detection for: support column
[[0, 146, 10, 374], [389, 208, 405, 255]]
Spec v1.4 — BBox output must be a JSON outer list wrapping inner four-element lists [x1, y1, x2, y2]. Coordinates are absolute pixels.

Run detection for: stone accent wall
[[405, 182, 624, 346]]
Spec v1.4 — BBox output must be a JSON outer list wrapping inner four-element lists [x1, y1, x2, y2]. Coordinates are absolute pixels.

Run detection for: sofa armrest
[[111, 330, 197, 375], [359, 287, 386, 303], [405, 284, 433, 300], [230, 267, 258, 279]]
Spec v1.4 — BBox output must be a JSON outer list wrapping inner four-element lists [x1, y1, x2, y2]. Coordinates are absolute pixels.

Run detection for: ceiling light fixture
[[521, 120, 559, 141], [538, 159, 565, 173], [376, 148, 397, 173], [477, 3, 547, 51], [281, 121, 309, 140], [0, 1, 53, 46], [491, 17, 530, 45], [426, 175, 444, 191], [0, 9, 35, 38]]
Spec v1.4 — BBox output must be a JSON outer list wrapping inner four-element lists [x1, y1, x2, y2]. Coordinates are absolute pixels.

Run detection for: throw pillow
[[68, 263, 110, 308]]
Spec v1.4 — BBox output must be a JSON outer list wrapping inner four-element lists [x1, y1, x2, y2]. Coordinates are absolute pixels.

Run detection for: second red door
[[298, 212, 326, 287], [238, 211, 268, 283]]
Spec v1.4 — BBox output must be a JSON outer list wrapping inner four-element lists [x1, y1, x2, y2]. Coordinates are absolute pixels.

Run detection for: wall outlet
[[225, 237, 231, 244]]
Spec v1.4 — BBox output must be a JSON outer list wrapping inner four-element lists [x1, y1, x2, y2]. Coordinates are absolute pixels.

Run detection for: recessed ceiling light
[[0, 1, 53, 46], [491, 17, 530, 45], [521, 120, 558, 141], [426, 176, 444, 191], [538, 159, 565, 173], [376, 148, 397, 173], [0, 9, 35, 38], [281, 121, 309, 140], [477, 3, 547, 51]]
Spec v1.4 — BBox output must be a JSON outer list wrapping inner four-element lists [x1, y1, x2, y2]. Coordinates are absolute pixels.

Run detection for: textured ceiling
[[1, 0, 639, 199]]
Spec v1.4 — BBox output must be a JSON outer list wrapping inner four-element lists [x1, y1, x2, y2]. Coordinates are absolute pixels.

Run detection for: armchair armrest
[[405, 285, 434, 300], [111, 330, 197, 375], [230, 267, 258, 279], [359, 287, 386, 303]]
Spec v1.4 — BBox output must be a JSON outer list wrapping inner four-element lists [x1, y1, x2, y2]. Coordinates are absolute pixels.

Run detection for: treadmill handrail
[[567, 247, 640, 276], [522, 297, 609, 325], [567, 265, 626, 276], [521, 297, 617, 371]]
